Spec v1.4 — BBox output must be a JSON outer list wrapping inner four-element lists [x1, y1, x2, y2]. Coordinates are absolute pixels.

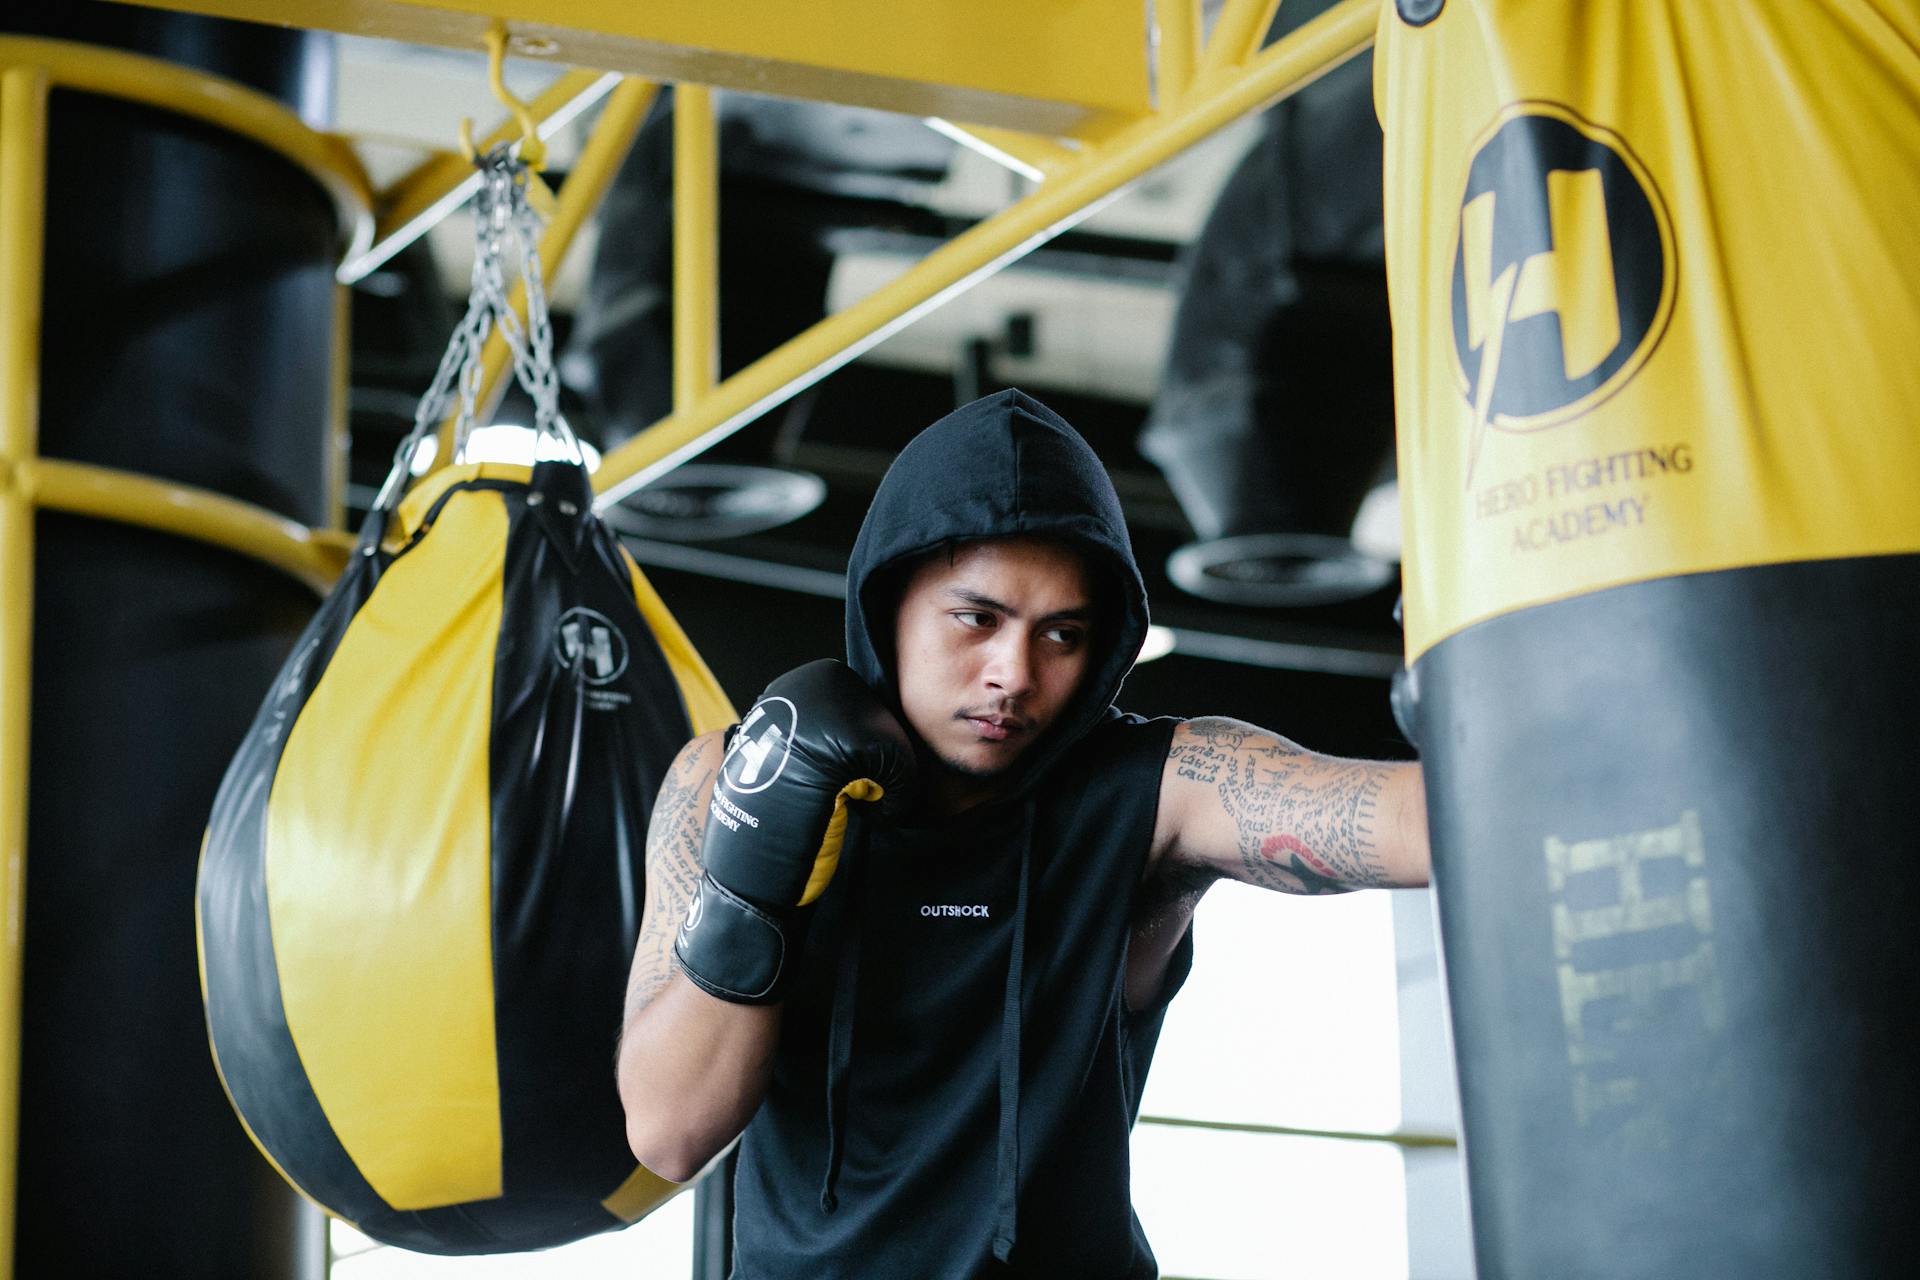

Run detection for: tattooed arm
[[1149, 717, 1429, 894], [615, 730, 780, 1183]]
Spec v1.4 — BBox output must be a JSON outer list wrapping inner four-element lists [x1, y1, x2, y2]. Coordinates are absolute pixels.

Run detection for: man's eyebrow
[[942, 588, 1093, 623]]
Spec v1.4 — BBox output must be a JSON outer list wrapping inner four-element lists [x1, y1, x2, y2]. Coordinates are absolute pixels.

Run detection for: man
[[617, 389, 1429, 1277]]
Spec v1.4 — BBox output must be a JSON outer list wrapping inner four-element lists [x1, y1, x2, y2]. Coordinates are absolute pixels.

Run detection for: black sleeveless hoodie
[[731, 390, 1192, 1278]]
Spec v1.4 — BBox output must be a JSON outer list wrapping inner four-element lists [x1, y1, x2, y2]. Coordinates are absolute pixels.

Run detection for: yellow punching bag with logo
[[1378, 1, 1920, 1275]]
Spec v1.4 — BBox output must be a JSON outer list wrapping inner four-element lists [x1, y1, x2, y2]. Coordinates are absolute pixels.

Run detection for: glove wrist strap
[[674, 873, 791, 1005]]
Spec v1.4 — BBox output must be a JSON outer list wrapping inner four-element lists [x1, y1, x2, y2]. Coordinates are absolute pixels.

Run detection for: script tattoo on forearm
[[1174, 717, 1394, 895], [624, 747, 713, 1017]]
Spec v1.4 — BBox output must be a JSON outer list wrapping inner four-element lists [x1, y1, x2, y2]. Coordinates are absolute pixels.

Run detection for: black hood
[[844, 389, 1150, 792]]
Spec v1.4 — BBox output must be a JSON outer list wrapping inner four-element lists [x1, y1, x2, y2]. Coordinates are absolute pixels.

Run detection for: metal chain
[[371, 144, 581, 516]]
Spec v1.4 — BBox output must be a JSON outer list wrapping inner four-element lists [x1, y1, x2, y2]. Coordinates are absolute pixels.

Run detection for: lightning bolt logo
[[1449, 104, 1676, 482]]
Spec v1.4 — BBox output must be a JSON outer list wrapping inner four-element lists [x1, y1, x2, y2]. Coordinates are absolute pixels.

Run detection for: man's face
[[893, 537, 1095, 805]]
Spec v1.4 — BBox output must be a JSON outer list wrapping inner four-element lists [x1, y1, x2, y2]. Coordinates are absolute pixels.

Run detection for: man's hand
[[1149, 717, 1429, 894], [617, 663, 915, 1182], [674, 660, 916, 1004], [619, 730, 772, 1182]]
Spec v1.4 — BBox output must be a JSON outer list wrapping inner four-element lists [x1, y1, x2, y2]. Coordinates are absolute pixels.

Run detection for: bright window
[[1132, 881, 1409, 1279]]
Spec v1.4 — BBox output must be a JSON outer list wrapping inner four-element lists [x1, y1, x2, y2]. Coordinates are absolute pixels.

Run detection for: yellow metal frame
[[1155, 0, 1202, 107], [1, 5, 1378, 1272], [593, 0, 1376, 506], [116, 0, 1157, 138], [673, 85, 718, 412], [1195, 0, 1286, 86], [0, 61, 50, 1280], [0, 36, 375, 264], [0, 35, 382, 595], [341, 68, 621, 284], [0, 39, 376, 1274], [25, 460, 355, 594]]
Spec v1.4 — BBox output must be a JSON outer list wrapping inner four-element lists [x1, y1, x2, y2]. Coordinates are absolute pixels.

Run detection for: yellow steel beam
[[1155, 0, 1202, 107], [593, 0, 1376, 506], [24, 461, 354, 596], [0, 36, 373, 266], [673, 84, 717, 412], [1194, 0, 1284, 84], [112, 0, 1152, 138], [0, 64, 49, 1280], [341, 68, 620, 284], [436, 77, 657, 459]]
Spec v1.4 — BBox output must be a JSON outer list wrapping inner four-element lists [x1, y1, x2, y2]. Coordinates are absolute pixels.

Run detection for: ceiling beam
[[109, 0, 1152, 137]]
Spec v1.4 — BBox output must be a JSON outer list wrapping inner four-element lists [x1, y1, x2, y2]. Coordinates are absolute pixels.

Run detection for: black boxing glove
[[675, 660, 915, 1003]]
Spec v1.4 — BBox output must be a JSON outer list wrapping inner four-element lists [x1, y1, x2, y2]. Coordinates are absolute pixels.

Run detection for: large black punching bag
[[1377, 3, 1920, 1277], [4, 4, 340, 1274]]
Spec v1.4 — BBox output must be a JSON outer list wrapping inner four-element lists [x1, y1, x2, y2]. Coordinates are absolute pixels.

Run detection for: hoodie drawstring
[[991, 798, 1036, 1263], [820, 838, 865, 1215]]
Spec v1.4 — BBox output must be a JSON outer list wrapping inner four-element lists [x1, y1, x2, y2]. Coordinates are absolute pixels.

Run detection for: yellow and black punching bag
[[1378, 2, 1920, 1275], [197, 456, 731, 1252]]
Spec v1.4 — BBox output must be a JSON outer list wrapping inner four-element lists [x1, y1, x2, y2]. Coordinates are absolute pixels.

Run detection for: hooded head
[[845, 390, 1149, 807]]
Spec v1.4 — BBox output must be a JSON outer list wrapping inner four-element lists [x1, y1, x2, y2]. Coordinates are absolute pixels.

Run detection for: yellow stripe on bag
[[623, 548, 737, 735], [267, 476, 509, 1210]]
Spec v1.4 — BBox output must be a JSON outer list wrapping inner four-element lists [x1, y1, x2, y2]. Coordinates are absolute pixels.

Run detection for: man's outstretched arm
[[616, 730, 781, 1184], [1149, 716, 1430, 893]]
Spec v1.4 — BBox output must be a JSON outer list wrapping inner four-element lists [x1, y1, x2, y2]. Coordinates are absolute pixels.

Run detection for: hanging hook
[[459, 21, 548, 172]]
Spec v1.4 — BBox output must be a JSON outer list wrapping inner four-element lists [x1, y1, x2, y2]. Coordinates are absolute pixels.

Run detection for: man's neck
[[923, 767, 1010, 820]]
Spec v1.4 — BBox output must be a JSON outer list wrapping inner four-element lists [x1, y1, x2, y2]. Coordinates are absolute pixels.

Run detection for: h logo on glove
[[676, 660, 914, 1005], [722, 699, 798, 794]]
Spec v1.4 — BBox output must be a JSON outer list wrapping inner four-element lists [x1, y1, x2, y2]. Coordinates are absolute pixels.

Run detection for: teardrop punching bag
[[198, 150, 736, 1253], [1377, 3, 1920, 1277], [199, 458, 732, 1253]]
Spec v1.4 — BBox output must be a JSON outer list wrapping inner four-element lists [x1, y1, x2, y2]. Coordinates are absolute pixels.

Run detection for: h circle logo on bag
[[554, 607, 629, 685], [1450, 102, 1677, 481], [722, 698, 798, 795]]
